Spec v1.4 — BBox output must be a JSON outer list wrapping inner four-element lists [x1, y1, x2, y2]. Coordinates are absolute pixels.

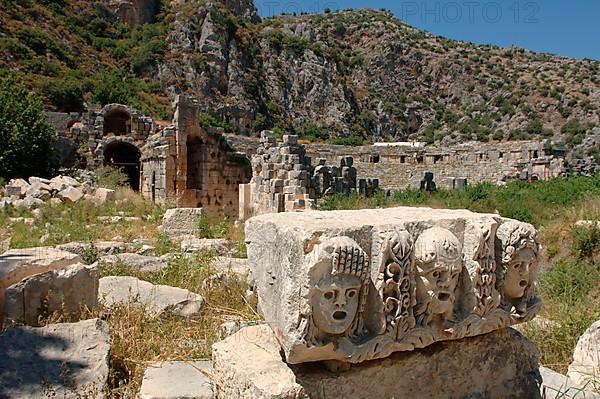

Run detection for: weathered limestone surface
[[212, 324, 541, 399], [246, 207, 541, 364], [569, 320, 600, 392], [4, 263, 98, 326], [0, 247, 82, 321], [99, 276, 204, 317], [541, 366, 600, 398], [0, 318, 110, 398], [181, 238, 232, 255], [100, 253, 167, 273], [162, 208, 203, 237], [140, 361, 213, 399]]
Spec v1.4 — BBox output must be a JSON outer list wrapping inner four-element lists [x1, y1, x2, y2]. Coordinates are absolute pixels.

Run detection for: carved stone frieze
[[246, 207, 542, 364]]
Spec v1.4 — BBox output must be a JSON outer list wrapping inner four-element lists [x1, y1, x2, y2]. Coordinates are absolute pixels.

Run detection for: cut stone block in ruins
[[140, 361, 213, 399], [99, 276, 204, 318], [162, 208, 203, 238], [212, 324, 541, 399], [569, 320, 600, 393], [0, 247, 82, 323], [4, 263, 98, 326], [245, 207, 541, 364], [0, 318, 110, 398]]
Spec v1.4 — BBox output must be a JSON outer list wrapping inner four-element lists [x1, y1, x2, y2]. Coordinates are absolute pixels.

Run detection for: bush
[[0, 78, 58, 179], [298, 124, 329, 142], [572, 225, 600, 259], [95, 166, 130, 190], [198, 113, 235, 133], [197, 214, 230, 239]]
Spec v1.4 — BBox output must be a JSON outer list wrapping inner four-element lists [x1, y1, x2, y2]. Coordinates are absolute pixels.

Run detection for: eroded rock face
[[245, 207, 541, 364], [0, 318, 110, 398], [212, 324, 541, 399]]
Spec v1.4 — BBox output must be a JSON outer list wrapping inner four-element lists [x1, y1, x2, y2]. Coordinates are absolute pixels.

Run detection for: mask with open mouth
[[413, 227, 462, 325]]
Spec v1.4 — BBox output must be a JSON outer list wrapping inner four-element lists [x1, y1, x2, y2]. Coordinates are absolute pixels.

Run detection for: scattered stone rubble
[[1, 176, 115, 210]]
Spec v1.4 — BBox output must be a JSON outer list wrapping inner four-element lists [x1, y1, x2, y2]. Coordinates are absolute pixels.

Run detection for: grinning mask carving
[[414, 228, 462, 322]]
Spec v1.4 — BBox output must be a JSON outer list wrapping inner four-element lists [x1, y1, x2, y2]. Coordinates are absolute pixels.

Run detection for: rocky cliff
[[1, 0, 599, 160]]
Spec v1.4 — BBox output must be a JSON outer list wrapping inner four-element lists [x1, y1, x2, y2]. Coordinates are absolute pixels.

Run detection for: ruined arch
[[103, 105, 132, 136], [103, 140, 141, 191]]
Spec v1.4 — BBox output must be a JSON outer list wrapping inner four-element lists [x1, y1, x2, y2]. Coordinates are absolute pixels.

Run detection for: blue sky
[[255, 0, 600, 61]]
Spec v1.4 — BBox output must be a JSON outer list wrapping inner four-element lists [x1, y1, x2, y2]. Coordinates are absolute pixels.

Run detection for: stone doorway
[[104, 141, 141, 191]]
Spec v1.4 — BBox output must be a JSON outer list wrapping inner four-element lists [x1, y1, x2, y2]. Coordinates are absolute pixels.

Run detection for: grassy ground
[[321, 175, 600, 374], [0, 186, 254, 397]]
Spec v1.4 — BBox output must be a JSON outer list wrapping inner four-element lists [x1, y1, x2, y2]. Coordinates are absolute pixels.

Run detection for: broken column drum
[[246, 207, 541, 364]]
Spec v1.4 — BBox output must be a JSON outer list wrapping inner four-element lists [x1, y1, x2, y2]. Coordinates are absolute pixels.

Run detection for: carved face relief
[[502, 247, 535, 300], [416, 253, 461, 316], [312, 274, 362, 335], [495, 221, 540, 310], [414, 228, 462, 320]]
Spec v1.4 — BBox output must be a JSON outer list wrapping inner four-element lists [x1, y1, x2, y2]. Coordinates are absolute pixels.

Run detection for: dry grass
[[34, 252, 259, 397]]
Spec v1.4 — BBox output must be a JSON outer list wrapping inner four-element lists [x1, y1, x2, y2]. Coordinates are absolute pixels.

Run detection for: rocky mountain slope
[[1, 0, 599, 154]]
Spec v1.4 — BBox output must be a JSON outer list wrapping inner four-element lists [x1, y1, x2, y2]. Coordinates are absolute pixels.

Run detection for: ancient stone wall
[[227, 136, 567, 190], [46, 104, 155, 174], [239, 132, 316, 220], [141, 96, 251, 219]]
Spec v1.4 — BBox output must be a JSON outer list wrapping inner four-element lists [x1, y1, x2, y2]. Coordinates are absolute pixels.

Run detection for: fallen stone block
[[5, 178, 30, 198], [569, 320, 600, 392], [19, 197, 44, 210], [181, 238, 232, 256], [58, 187, 84, 203], [99, 276, 204, 318], [212, 324, 541, 399], [541, 366, 600, 398], [140, 361, 213, 399], [0, 247, 82, 322], [100, 253, 168, 273], [93, 188, 116, 204], [0, 318, 110, 398], [26, 181, 53, 201], [162, 208, 203, 237], [4, 263, 98, 326], [28, 176, 52, 186], [246, 207, 542, 364]]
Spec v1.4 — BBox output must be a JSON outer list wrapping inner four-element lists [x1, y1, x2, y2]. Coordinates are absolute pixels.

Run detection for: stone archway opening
[[104, 141, 141, 191], [104, 109, 131, 136]]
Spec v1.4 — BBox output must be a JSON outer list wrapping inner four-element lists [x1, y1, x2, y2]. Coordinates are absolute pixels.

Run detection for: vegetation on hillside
[[1, 1, 598, 146]]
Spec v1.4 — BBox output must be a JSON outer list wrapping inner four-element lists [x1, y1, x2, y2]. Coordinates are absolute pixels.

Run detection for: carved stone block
[[246, 207, 541, 364]]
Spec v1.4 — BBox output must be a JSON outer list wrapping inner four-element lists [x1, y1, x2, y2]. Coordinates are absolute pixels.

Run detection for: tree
[[0, 78, 58, 179]]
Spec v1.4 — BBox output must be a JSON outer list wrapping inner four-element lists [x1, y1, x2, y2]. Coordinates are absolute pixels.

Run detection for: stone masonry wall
[[141, 96, 251, 219], [227, 136, 567, 190]]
